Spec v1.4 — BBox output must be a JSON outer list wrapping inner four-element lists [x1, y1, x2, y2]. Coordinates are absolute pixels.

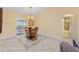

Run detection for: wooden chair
[[25, 27, 30, 39], [30, 27, 38, 41]]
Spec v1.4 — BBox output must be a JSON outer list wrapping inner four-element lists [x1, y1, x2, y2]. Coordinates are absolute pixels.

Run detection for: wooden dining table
[[25, 27, 38, 41]]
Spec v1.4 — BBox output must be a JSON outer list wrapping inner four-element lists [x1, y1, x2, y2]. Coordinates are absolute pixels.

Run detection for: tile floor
[[0, 34, 63, 52]]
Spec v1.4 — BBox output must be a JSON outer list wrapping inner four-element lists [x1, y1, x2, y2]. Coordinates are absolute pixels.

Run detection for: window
[[16, 19, 27, 35], [17, 20, 26, 27]]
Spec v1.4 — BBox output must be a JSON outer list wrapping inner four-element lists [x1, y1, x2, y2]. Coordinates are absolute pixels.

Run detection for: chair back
[[32, 27, 38, 33], [25, 27, 30, 34]]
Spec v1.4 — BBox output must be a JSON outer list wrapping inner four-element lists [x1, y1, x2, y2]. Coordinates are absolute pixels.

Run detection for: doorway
[[62, 14, 77, 43], [63, 14, 71, 38]]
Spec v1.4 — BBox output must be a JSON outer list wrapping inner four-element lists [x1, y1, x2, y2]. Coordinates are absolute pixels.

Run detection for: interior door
[[0, 8, 2, 33]]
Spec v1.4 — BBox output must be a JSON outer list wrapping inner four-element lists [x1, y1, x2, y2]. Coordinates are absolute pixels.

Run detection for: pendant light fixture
[[28, 7, 34, 27]]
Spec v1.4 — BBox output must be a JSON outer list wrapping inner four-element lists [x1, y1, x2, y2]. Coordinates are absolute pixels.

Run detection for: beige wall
[[36, 8, 79, 41], [1, 7, 79, 42], [0, 8, 27, 37]]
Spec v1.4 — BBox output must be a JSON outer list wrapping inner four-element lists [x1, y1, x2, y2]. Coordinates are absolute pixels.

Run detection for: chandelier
[[27, 7, 34, 26], [27, 7, 34, 19]]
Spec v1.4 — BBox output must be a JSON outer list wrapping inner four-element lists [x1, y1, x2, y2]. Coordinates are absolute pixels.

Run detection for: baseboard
[[38, 32, 63, 40], [0, 34, 16, 40]]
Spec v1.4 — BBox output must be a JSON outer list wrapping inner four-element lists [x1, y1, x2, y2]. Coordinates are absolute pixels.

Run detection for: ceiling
[[4, 7, 48, 16]]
